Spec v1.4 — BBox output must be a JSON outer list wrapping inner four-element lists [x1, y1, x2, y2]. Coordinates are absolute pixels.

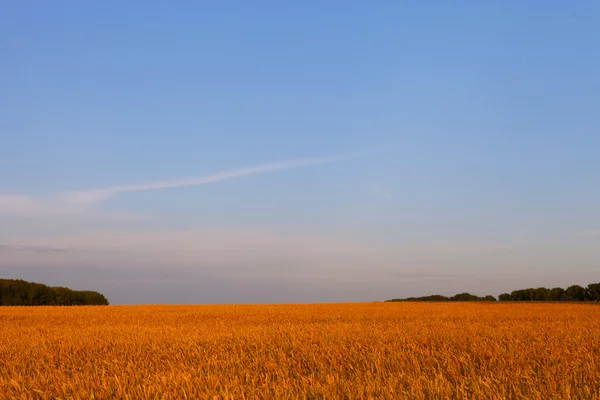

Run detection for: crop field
[[1, 303, 599, 399]]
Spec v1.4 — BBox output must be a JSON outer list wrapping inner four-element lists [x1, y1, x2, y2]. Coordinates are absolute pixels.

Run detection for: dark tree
[[565, 285, 587, 301], [387, 295, 450, 302], [550, 287, 565, 301], [451, 293, 481, 301], [387, 281, 600, 303], [586, 283, 600, 301], [498, 293, 511, 301], [0, 279, 109, 306], [533, 287, 551, 301], [510, 289, 527, 301]]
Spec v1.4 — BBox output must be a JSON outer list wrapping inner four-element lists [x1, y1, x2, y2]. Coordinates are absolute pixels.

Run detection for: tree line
[[0, 278, 109, 306], [386, 293, 497, 302], [499, 283, 600, 302], [387, 282, 600, 303]]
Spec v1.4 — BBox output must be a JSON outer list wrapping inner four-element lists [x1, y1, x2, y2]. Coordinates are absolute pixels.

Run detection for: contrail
[[61, 154, 351, 205]]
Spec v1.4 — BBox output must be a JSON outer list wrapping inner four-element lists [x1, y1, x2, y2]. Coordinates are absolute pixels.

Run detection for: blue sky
[[1, 2, 599, 303]]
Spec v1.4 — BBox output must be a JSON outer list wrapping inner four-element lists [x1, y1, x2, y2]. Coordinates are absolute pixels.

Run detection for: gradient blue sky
[[1, 2, 599, 304]]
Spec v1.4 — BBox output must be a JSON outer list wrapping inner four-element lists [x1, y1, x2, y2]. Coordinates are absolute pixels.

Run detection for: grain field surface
[[1, 303, 599, 399]]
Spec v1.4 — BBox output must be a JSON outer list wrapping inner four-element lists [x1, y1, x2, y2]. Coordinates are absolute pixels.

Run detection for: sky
[[1, 2, 599, 304]]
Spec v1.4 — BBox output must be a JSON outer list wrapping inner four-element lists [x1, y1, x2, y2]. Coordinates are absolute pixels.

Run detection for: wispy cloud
[[61, 155, 349, 205], [0, 194, 88, 217], [0, 244, 69, 253], [0, 153, 352, 218], [0, 193, 143, 220], [1, 228, 502, 289]]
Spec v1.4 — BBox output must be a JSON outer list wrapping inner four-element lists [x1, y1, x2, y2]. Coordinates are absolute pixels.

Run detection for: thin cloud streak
[[0, 153, 356, 218], [0, 193, 145, 220], [61, 154, 350, 205]]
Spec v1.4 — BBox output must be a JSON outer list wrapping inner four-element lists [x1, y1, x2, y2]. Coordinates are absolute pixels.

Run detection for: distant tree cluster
[[499, 283, 600, 302], [387, 282, 600, 303], [386, 293, 497, 302], [0, 279, 109, 306]]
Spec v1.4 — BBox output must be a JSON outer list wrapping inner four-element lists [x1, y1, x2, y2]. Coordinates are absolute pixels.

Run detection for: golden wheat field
[[1, 303, 599, 400]]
